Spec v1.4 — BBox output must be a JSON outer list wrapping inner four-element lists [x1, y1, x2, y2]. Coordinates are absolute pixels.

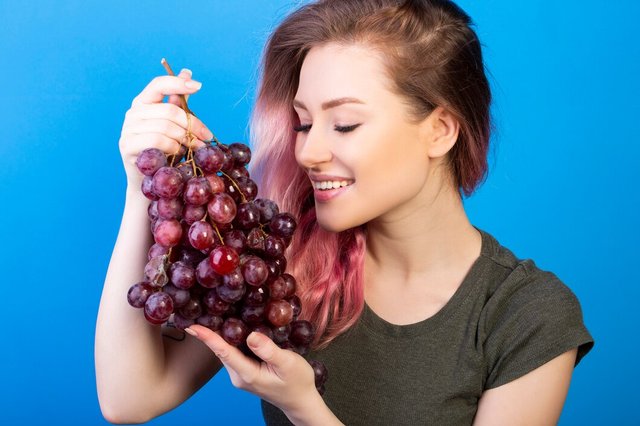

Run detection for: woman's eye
[[293, 124, 312, 133], [293, 124, 361, 133]]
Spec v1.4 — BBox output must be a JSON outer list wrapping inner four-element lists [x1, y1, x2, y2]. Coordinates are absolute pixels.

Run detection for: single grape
[[207, 193, 237, 224], [157, 197, 183, 220], [266, 299, 294, 327], [229, 142, 251, 166], [183, 176, 212, 206], [197, 313, 223, 331], [196, 258, 222, 288], [236, 177, 258, 202], [246, 228, 265, 252], [203, 289, 230, 316], [209, 246, 239, 275], [287, 295, 302, 319], [152, 166, 184, 199], [243, 285, 269, 307], [229, 167, 250, 180], [242, 256, 268, 287], [127, 281, 154, 308], [188, 220, 215, 251], [141, 176, 159, 200], [217, 143, 235, 172], [178, 298, 203, 320], [289, 320, 314, 346], [280, 273, 297, 298], [269, 213, 297, 239], [223, 229, 246, 253], [205, 174, 226, 194], [136, 148, 167, 176], [144, 292, 174, 323], [272, 324, 291, 344], [216, 282, 246, 303], [264, 235, 285, 259], [234, 202, 261, 230], [241, 304, 266, 325], [309, 360, 328, 390], [176, 162, 195, 180], [148, 243, 170, 261], [172, 313, 195, 330], [169, 261, 196, 289], [254, 199, 279, 224], [148, 201, 159, 222], [153, 219, 183, 247], [162, 284, 190, 308], [183, 204, 207, 225], [194, 145, 224, 174], [221, 318, 249, 346], [268, 277, 288, 300], [251, 324, 274, 341], [222, 267, 245, 289], [144, 255, 169, 288], [177, 247, 206, 268]]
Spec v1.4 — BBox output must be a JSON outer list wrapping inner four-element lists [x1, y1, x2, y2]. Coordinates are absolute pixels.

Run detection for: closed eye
[[293, 124, 361, 133]]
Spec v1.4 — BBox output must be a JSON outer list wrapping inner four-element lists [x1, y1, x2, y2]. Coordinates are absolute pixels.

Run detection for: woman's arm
[[95, 71, 222, 424], [473, 348, 578, 426]]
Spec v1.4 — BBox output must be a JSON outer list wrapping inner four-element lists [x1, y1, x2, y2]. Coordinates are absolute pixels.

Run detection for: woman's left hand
[[185, 324, 318, 415]]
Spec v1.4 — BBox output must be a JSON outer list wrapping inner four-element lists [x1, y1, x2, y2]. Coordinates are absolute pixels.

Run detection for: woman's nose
[[295, 129, 333, 169]]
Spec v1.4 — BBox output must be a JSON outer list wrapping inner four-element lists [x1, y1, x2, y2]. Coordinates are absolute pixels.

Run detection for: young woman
[[96, 0, 594, 424]]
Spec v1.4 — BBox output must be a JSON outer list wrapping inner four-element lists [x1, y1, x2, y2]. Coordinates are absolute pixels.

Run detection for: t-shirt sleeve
[[482, 262, 594, 389]]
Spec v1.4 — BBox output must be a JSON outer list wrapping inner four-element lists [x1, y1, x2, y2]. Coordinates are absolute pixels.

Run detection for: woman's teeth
[[313, 180, 353, 191]]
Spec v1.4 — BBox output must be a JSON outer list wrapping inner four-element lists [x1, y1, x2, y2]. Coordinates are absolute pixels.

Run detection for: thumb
[[168, 68, 193, 106], [247, 332, 289, 366]]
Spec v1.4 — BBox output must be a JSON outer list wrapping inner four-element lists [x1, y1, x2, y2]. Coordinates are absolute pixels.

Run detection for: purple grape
[[309, 360, 328, 389], [203, 289, 230, 315], [223, 229, 246, 253], [222, 267, 245, 289], [196, 258, 222, 288], [205, 174, 225, 194], [233, 202, 260, 230], [221, 317, 249, 346], [280, 273, 297, 298], [127, 281, 154, 308], [148, 201, 159, 221], [229, 167, 250, 180], [246, 228, 265, 252], [152, 166, 184, 199], [251, 324, 274, 341], [217, 143, 235, 172], [216, 282, 246, 303], [147, 243, 170, 261], [207, 193, 237, 224], [194, 145, 224, 174], [157, 198, 183, 220], [153, 219, 182, 248], [176, 162, 195, 180], [178, 298, 203, 320], [266, 299, 294, 327], [289, 320, 314, 346], [169, 261, 196, 289], [242, 256, 268, 287], [236, 177, 258, 202], [269, 213, 297, 239], [287, 295, 302, 319], [241, 304, 266, 325], [254, 199, 279, 224], [229, 142, 251, 166], [144, 256, 168, 288], [183, 176, 212, 206], [264, 235, 285, 259], [272, 324, 291, 344], [136, 148, 167, 176], [177, 247, 206, 268], [188, 220, 215, 251], [162, 284, 190, 308], [172, 313, 195, 330], [183, 204, 206, 225], [141, 176, 159, 200], [268, 276, 288, 300], [144, 292, 174, 323], [197, 314, 223, 331], [243, 285, 269, 307]]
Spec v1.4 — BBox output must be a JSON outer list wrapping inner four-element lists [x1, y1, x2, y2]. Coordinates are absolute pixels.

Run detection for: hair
[[249, 0, 492, 348]]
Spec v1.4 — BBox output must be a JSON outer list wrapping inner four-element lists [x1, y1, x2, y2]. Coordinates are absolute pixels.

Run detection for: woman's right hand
[[119, 69, 214, 189]]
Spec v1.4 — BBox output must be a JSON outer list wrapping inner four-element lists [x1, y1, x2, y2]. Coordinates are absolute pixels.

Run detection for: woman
[[96, 0, 594, 424]]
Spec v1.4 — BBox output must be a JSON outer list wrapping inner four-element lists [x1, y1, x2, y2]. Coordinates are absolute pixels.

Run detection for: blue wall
[[1, 0, 637, 424]]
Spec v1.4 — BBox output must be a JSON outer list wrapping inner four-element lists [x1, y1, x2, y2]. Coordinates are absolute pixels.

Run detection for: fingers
[[247, 332, 290, 368], [132, 75, 202, 106], [187, 325, 262, 382], [125, 103, 213, 142], [169, 68, 192, 106]]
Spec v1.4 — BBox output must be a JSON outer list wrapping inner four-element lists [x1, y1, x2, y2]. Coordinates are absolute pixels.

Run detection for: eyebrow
[[292, 97, 365, 111]]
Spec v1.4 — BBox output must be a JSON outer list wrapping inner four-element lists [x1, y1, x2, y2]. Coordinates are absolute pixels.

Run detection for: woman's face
[[293, 42, 438, 233]]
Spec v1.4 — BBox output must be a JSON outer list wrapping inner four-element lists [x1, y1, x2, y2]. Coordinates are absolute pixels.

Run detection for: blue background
[[1, 0, 637, 424]]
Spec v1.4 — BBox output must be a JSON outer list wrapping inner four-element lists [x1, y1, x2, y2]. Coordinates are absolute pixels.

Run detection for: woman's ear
[[420, 106, 460, 158]]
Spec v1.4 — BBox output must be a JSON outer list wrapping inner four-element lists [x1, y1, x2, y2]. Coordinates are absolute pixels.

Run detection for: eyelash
[[293, 124, 360, 133]]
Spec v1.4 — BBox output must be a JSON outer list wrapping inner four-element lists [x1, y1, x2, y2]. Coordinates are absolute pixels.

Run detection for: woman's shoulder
[[474, 228, 594, 388]]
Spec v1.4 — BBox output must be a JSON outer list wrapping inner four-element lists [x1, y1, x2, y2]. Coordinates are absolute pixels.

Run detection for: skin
[[96, 43, 578, 425]]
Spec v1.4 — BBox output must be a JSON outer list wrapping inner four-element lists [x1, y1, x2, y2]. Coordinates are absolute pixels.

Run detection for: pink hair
[[249, 0, 492, 348]]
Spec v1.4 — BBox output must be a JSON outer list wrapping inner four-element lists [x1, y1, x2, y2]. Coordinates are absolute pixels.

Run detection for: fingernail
[[180, 68, 192, 77], [185, 327, 198, 337], [184, 80, 202, 90], [202, 128, 214, 140]]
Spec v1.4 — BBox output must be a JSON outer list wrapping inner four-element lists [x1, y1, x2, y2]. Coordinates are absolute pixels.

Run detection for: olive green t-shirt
[[262, 227, 594, 425]]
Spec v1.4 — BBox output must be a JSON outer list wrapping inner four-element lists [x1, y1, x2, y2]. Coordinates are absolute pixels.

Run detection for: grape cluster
[[127, 138, 327, 395]]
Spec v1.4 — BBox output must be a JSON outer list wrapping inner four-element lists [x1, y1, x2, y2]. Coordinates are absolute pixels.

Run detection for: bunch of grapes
[[125, 62, 327, 395]]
